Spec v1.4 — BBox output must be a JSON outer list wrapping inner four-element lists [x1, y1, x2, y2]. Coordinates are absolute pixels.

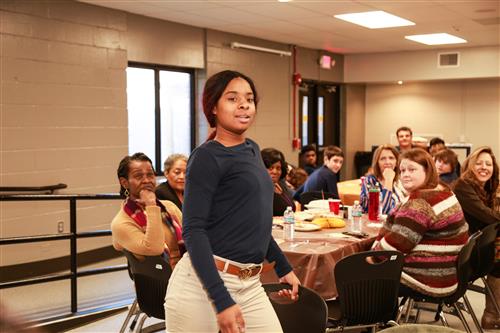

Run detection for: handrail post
[[70, 198, 77, 313]]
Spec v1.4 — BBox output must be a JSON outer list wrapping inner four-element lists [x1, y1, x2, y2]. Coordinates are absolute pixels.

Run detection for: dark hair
[[434, 149, 458, 172], [400, 148, 438, 191], [429, 137, 445, 147], [288, 167, 308, 189], [371, 144, 400, 182], [396, 126, 413, 136], [300, 144, 316, 155], [323, 145, 344, 160], [261, 148, 287, 180], [459, 146, 499, 207], [117, 152, 154, 196], [202, 70, 259, 140]]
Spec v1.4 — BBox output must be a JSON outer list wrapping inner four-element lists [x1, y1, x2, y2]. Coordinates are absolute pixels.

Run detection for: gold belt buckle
[[238, 267, 253, 280]]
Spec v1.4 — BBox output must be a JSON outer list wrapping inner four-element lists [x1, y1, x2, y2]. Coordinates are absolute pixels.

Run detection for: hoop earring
[[124, 188, 129, 197]]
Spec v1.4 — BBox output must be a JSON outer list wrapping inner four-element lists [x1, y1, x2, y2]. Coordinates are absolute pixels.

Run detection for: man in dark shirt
[[300, 144, 318, 175], [302, 145, 344, 198]]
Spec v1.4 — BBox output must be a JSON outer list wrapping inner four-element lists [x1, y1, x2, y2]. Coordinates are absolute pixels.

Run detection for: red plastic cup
[[328, 199, 341, 215]]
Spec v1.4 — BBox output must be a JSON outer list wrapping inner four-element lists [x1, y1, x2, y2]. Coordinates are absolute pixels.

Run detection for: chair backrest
[[300, 191, 337, 205], [470, 222, 499, 281], [122, 250, 172, 319], [445, 231, 481, 303], [334, 250, 404, 326], [263, 283, 328, 333]]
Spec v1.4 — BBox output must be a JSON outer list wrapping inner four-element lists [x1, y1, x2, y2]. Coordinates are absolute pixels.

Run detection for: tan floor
[[2, 257, 499, 333], [69, 285, 500, 333]]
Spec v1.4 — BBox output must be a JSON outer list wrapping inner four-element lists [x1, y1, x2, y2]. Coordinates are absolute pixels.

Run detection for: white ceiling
[[80, 0, 500, 54]]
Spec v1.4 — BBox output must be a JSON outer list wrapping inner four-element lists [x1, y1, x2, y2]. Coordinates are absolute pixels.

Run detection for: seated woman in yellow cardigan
[[111, 152, 183, 268]]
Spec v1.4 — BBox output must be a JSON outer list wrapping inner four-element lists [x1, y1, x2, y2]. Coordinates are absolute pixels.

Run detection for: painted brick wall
[[0, 0, 127, 264]]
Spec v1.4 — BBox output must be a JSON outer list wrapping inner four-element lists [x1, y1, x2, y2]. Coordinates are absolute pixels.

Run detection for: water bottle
[[283, 206, 295, 241], [368, 185, 380, 221], [351, 200, 362, 233]]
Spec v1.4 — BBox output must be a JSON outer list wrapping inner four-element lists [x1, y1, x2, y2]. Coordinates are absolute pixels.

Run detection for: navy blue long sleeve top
[[302, 165, 340, 198], [182, 139, 293, 313]]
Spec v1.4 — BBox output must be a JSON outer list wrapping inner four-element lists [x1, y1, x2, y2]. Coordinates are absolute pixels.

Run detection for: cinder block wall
[[0, 1, 127, 264]]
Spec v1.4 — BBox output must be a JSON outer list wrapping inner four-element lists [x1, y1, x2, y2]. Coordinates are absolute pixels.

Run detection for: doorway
[[299, 80, 341, 154]]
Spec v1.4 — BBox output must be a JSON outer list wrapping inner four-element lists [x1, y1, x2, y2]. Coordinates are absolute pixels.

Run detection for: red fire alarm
[[292, 72, 302, 85], [292, 137, 301, 150]]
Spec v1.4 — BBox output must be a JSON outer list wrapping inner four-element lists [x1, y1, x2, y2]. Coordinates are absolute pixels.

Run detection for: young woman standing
[[165, 70, 300, 333]]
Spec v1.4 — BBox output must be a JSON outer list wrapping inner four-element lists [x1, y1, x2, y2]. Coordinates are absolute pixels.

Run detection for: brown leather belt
[[214, 258, 275, 280]]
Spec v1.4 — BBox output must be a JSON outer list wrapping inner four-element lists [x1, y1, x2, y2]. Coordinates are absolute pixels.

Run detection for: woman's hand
[[217, 304, 245, 333], [382, 168, 396, 189], [138, 189, 156, 207], [274, 183, 283, 194], [278, 271, 301, 300]]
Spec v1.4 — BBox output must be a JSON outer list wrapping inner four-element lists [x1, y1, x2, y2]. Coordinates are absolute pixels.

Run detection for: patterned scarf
[[123, 198, 184, 260]]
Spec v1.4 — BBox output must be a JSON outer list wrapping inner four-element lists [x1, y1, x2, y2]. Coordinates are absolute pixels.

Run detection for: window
[[126, 63, 194, 173]]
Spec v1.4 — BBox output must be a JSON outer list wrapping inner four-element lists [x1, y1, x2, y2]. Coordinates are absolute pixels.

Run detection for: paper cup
[[328, 199, 341, 215]]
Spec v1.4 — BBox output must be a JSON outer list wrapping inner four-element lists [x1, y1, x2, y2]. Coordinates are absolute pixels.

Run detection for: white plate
[[295, 223, 321, 232], [303, 207, 329, 215], [293, 211, 314, 221], [305, 199, 330, 210]]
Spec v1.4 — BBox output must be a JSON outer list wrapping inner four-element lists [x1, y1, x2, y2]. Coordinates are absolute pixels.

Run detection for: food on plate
[[311, 217, 346, 228], [295, 222, 321, 231]]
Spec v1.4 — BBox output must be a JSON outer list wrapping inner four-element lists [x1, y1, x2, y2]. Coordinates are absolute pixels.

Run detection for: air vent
[[438, 52, 460, 68]]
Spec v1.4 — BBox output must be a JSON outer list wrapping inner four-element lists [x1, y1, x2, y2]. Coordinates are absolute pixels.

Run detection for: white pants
[[165, 254, 283, 333]]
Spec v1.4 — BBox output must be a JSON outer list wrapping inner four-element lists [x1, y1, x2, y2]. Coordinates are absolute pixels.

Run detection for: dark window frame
[[127, 62, 196, 174]]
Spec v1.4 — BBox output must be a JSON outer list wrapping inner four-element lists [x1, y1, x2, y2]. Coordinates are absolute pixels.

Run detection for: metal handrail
[[0, 183, 67, 194], [0, 193, 127, 324]]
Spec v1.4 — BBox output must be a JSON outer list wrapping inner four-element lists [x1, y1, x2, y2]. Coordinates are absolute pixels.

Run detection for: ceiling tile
[[78, 0, 500, 54]]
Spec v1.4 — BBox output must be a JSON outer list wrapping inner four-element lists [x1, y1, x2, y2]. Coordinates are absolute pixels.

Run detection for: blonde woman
[[454, 146, 500, 329]]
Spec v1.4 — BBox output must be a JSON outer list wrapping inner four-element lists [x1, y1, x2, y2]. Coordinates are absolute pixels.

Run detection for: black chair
[[263, 283, 328, 333], [300, 191, 337, 206], [327, 250, 404, 332], [468, 222, 500, 316], [399, 231, 482, 333], [121, 250, 172, 333]]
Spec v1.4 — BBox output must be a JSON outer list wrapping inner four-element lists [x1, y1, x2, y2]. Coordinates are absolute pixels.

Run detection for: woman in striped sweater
[[372, 148, 469, 297], [360, 144, 405, 215]]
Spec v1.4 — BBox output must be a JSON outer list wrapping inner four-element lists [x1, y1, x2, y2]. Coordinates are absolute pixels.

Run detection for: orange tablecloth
[[261, 219, 381, 299], [338, 179, 361, 206]]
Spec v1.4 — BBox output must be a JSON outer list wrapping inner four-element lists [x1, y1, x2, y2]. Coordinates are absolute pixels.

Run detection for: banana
[[311, 217, 329, 228], [312, 217, 346, 228], [328, 217, 346, 228]]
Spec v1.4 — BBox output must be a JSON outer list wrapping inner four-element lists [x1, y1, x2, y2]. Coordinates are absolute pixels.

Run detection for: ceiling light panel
[[334, 11, 415, 29], [405, 33, 467, 45]]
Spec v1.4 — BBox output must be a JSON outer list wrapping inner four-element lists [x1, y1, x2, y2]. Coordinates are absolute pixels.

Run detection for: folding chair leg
[[434, 303, 444, 322], [453, 302, 472, 333], [438, 310, 448, 327], [462, 295, 484, 333], [120, 299, 139, 333], [404, 299, 414, 323], [135, 313, 148, 333], [395, 297, 407, 323], [415, 308, 421, 323], [482, 276, 500, 315], [129, 311, 141, 331]]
